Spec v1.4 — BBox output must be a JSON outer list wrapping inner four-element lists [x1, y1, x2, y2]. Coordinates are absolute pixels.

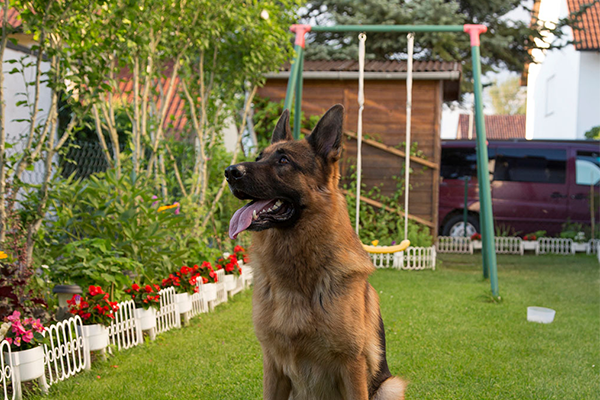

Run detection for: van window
[[441, 147, 496, 180], [576, 151, 600, 186], [493, 147, 566, 184], [441, 147, 477, 179]]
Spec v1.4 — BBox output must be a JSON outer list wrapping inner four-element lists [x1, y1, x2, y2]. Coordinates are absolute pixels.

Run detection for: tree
[[0, 0, 300, 265], [300, 0, 572, 85], [585, 126, 600, 140], [488, 76, 527, 115]]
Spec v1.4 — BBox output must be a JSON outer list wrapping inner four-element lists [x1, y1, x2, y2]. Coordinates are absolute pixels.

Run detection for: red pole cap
[[463, 24, 487, 47], [290, 24, 312, 48]]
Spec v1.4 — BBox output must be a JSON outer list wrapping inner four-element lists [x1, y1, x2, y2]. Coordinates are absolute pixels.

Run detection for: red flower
[[234, 245, 245, 253], [201, 261, 211, 269], [145, 284, 152, 293], [180, 265, 192, 275], [89, 285, 104, 296], [202, 276, 208, 284], [132, 283, 140, 291], [225, 263, 234, 273]]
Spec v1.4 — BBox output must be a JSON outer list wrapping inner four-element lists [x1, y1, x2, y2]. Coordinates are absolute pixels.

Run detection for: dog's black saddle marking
[[368, 311, 393, 399]]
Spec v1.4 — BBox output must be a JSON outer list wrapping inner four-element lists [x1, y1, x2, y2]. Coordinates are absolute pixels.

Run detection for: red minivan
[[439, 140, 600, 237]]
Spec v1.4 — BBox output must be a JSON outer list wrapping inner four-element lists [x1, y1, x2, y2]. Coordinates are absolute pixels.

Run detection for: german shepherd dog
[[225, 104, 406, 400]]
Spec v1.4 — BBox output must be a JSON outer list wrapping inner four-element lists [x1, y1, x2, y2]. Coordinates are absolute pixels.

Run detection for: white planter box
[[224, 275, 236, 291], [203, 283, 217, 302], [472, 240, 482, 250], [522, 241, 538, 251], [79, 324, 109, 352], [175, 293, 192, 314], [135, 307, 157, 331], [572, 242, 589, 253], [5, 345, 45, 382]]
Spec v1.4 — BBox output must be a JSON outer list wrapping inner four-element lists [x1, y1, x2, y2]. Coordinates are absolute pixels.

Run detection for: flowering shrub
[[162, 265, 200, 295], [215, 254, 241, 276], [197, 261, 218, 284], [67, 285, 119, 326], [125, 283, 161, 310], [0, 311, 46, 351], [470, 233, 482, 241], [523, 234, 536, 241], [233, 245, 248, 264]]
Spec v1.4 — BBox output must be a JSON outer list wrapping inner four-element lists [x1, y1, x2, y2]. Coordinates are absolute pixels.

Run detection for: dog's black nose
[[225, 164, 246, 181]]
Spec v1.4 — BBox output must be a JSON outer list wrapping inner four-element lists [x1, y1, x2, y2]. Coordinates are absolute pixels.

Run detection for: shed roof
[[266, 59, 462, 101], [567, 0, 600, 50], [290, 60, 462, 73], [457, 114, 526, 140]]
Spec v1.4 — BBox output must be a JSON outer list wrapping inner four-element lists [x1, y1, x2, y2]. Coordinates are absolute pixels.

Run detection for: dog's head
[[226, 104, 344, 239]]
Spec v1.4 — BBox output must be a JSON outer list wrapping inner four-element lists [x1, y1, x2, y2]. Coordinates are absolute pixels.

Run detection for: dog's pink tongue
[[229, 199, 276, 239]]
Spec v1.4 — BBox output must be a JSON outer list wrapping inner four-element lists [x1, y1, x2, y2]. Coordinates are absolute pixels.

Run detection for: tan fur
[[372, 377, 407, 400], [232, 106, 406, 400]]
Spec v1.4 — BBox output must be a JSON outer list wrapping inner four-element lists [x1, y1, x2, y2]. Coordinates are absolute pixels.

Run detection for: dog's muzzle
[[225, 164, 246, 182]]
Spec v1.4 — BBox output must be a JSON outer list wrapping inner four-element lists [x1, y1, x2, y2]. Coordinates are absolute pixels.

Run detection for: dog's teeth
[[272, 204, 279, 210], [253, 210, 258, 220], [267, 207, 272, 212], [275, 200, 282, 206]]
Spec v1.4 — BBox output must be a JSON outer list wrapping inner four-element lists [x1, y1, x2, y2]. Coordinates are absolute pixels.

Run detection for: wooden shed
[[258, 60, 462, 237]]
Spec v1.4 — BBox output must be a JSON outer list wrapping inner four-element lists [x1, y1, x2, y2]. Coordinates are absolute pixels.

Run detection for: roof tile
[[457, 114, 526, 140], [567, 0, 600, 50]]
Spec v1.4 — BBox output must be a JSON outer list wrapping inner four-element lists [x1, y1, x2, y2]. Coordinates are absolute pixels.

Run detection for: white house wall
[[576, 51, 600, 138], [526, 0, 581, 140], [3, 45, 53, 186]]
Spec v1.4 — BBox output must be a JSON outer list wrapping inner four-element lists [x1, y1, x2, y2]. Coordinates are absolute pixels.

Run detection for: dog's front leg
[[340, 357, 369, 400], [263, 353, 292, 400]]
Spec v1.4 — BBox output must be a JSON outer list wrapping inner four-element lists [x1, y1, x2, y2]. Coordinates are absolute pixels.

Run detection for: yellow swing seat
[[362, 239, 410, 254]]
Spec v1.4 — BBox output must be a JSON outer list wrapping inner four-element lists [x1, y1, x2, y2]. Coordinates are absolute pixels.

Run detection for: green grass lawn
[[31, 254, 599, 399]]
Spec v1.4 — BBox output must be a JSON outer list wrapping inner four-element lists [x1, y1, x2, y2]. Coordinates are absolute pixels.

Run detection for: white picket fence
[[495, 237, 523, 255], [43, 315, 86, 385], [0, 340, 13, 400], [156, 287, 180, 334], [369, 246, 436, 270], [404, 247, 436, 270], [586, 239, 600, 255], [435, 236, 600, 257], [108, 300, 141, 350], [436, 236, 473, 254], [536, 238, 574, 255]]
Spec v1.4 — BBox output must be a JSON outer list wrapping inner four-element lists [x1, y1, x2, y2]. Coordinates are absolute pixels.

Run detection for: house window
[[493, 147, 566, 184], [545, 75, 555, 116], [576, 151, 600, 186]]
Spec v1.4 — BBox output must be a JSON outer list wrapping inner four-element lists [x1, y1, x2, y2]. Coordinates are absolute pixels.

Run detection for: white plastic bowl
[[527, 306, 556, 324]]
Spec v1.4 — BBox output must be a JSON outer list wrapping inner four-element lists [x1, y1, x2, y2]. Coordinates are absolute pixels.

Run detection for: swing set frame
[[281, 24, 498, 298]]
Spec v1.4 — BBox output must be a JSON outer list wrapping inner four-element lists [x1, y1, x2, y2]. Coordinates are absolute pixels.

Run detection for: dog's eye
[[279, 156, 290, 165]]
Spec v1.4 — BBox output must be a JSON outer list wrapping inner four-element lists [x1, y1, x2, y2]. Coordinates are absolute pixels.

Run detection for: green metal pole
[[471, 44, 498, 297], [463, 177, 469, 238], [310, 25, 464, 33], [293, 50, 304, 140], [284, 44, 302, 112], [474, 115, 489, 279]]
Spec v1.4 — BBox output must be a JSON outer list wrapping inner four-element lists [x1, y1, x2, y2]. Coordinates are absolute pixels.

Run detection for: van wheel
[[442, 214, 480, 238]]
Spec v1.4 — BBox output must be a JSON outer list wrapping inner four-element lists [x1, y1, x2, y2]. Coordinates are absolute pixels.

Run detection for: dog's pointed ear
[[307, 104, 344, 162], [271, 109, 293, 144]]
